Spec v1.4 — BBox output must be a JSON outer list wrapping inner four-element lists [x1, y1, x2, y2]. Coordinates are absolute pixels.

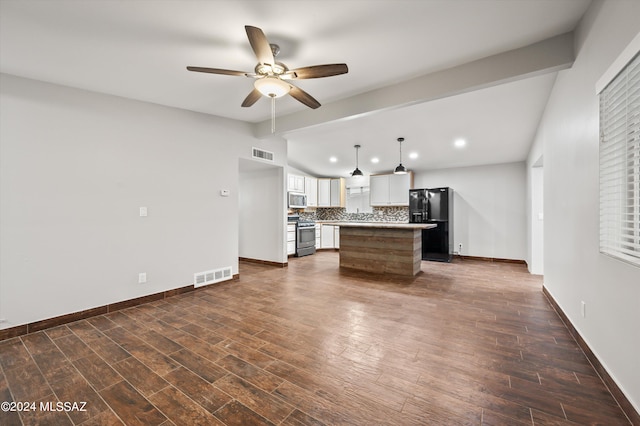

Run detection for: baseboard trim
[[542, 286, 639, 425], [455, 255, 527, 265], [0, 274, 240, 342], [239, 257, 288, 268]]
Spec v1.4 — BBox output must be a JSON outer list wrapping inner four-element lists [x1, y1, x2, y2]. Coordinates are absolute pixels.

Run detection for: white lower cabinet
[[320, 224, 334, 248], [315, 224, 321, 248], [320, 224, 340, 249], [287, 224, 296, 255]]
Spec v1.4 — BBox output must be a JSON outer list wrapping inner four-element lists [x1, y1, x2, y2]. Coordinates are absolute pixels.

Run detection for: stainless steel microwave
[[288, 192, 307, 208]]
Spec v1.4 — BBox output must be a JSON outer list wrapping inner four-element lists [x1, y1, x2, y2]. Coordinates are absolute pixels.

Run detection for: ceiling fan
[[187, 25, 348, 109]]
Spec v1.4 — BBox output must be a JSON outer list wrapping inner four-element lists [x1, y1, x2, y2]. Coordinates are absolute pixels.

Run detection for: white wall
[[414, 162, 526, 261], [529, 163, 544, 275], [527, 0, 640, 411], [239, 160, 286, 263], [0, 74, 287, 329]]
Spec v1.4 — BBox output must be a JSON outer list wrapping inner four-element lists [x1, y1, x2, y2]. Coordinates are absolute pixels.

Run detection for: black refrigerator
[[409, 187, 454, 262]]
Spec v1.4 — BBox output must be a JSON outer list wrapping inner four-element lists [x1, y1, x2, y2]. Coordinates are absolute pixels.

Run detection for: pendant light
[[351, 144, 363, 177], [394, 137, 407, 174]]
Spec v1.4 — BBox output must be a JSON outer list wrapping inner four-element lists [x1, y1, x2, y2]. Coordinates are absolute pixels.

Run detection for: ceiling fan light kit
[[254, 77, 291, 98], [394, 137, 408, 174], [187, 25, 348, 133]]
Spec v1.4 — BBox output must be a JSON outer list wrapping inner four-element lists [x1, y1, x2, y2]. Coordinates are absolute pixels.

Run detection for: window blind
[[599, 52, 640, 267]]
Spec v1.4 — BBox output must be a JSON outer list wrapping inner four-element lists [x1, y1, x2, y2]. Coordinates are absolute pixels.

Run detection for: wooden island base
[[335, 223, 434, 277]]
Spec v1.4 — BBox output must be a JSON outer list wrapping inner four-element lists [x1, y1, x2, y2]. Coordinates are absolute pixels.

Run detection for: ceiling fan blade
[[290, 64, 349, 79], [245, 25, 274, 66], [187, 66, 249, 77], [241, 88, 262, 107], [289, 84, 321, 109]]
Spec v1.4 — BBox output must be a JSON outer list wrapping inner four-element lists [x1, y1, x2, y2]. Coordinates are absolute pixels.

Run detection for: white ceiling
[[0, 0, 591, 177]]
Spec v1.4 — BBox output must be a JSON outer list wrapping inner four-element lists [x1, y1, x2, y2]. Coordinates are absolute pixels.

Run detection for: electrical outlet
[[458, 243, 463, 254], [138, 273, 147, 284], [581, 301, 586, 318]]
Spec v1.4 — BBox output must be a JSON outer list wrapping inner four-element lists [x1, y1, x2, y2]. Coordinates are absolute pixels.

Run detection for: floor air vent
[[252, 147, 274, 162], [194, 266, 233, 288]]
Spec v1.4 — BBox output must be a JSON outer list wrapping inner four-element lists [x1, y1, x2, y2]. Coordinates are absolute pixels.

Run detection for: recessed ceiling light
[[409, 152, 418, 159], [454, 138, 467, 148], [371, 157, 379, 163], [330, 156, 337, 163]]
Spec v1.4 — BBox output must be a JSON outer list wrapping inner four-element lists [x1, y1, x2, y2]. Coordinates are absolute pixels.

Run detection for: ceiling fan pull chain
[[271, 95, 276, 133]]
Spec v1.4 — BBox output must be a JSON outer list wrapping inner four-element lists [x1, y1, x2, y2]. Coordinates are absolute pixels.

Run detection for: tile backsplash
[[296, 206, 409, 222]]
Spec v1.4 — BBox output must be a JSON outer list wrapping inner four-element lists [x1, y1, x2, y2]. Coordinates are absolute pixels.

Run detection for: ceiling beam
[[253, 32, 574, 138]]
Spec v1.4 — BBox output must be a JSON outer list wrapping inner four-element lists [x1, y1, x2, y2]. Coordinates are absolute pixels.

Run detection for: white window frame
[[597, 33, 640, 267]]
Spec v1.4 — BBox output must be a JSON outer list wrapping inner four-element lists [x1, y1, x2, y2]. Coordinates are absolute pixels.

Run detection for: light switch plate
[[139, 207, 148, 217]]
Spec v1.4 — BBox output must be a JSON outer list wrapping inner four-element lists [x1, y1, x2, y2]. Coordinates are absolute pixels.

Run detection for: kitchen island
[[324, 222, 435, 276]]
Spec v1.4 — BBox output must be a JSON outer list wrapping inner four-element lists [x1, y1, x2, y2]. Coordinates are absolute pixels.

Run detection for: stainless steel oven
[[296, 220, 316, 257]]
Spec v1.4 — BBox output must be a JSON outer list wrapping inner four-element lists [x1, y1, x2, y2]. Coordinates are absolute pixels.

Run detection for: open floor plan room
[[0, 253, 630, 425]]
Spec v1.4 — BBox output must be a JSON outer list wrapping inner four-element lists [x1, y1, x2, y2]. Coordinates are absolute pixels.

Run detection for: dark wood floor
[[0, 252, 631, 425]]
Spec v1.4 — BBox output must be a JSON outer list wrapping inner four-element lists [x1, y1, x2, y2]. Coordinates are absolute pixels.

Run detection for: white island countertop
[[322, 222, 436, 230]]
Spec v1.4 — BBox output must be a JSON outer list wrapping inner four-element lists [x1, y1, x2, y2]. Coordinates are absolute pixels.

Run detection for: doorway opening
[[238, 158, 286, 265]]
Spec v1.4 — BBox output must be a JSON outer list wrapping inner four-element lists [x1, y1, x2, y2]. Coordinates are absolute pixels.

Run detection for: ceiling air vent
[[252, 147, 274, 162]]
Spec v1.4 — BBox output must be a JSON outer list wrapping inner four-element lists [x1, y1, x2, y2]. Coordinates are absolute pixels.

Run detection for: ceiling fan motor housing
[[255, 62, 288, 77]]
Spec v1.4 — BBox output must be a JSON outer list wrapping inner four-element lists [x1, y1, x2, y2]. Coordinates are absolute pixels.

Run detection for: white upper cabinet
[[317, 178, 345, 207], [287, 174, 305, 193], [370, 172, 413, 206], [330, 178, 345, 207], [317, 178, 331, 207], [305, 177, 318, 207], [388, 173, 412, 205], [370, 174, 390, 206]]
